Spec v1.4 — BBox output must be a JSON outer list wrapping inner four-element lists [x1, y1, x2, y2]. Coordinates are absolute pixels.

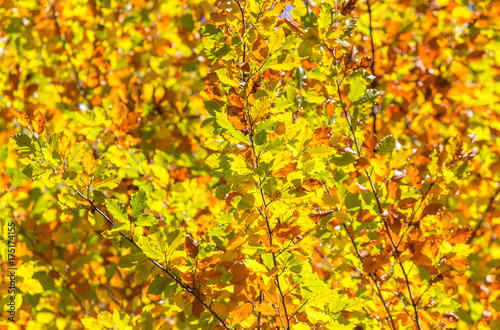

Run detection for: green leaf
[[147, 277, 170, 295], [93, 157, 110, 177], [137, 236, 164, 260], [93, 174, 121, 190], [166, 229, 184, 256], [136, 214, 157, 227], [215, 68, 238, 87], [117, 253, 146, 268], [377, 135, 397, 156], [268, 54, 297, 71], [331, 154, 355, 166], [10, 133, 35, 154], [130, 189, 148, 219], [105, 199, 128, 222], [22, 162, 44, 179], [348, 78, 366, 103], [67, 143, 85, 173], [0, 144, 8, 162], [199, 24, 223, 40]]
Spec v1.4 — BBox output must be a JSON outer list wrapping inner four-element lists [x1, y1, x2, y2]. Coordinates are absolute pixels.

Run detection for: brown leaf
[[399, 198, 417, 209], [354, 158, 370, 171], [184, 236, 199, 259], [344, 46, 358, 71], [421, 203, 444, 218], [250, 75, 262, 94], [387, 206, 405, 235], [363, 253, 390, 273], [302, 178, 323, 191], [325, 101, 335, 116], [275, 121, 286, 135], [32, 110, 46, 134], [192, 298, 205, 319], [411, 252, 433, 267], [341, 0, 358, 15]]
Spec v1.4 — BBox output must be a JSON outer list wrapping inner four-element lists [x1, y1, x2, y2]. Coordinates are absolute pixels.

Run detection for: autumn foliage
[[1, 0, 500, 329]]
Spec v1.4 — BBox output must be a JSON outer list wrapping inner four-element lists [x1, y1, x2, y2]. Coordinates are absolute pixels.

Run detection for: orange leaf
[[273, 162, 297, 177], [82, 150, 96, 175], [58, 134, 71, 159], [61, 210, 73, 223], [32, 110, 46, 134], [446, 256, 469, 270], [227, 106, 247, 130], [231, 303, 253, 324], [387, 181, 401, 200], [256, 302, 275, 316], [16, 111, 30, 127], [310, 127, 332, 146], [448, 227, 472, 244], [357, 209, 376, 223], [359, 56, 373, 69], [251, 33, 269, 62], [325, 101, 335, 116]]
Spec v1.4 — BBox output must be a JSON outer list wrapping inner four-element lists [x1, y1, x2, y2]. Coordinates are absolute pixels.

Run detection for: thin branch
[[324, 182, 396, 329], [72, 188, 229, 328], [328, 43, 422, 328], [468, 186, 500, 243]]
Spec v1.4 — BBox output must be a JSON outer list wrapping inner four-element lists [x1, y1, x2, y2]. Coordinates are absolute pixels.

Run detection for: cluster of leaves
[[0, 0, 499, 329]]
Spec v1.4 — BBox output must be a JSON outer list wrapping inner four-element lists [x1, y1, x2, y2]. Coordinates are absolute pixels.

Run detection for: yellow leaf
[[18, 278, 44, 295], [226, 236, 246, 250], [16, 111, 30, 127], [82, 150, 96, 175], [32, 110, 46, 134], [61, 210, 73, 223], [58, 134, 71, 159]]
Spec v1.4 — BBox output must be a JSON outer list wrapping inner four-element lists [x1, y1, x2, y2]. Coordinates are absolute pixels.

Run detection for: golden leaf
[[82, 150, 97, 175], [58, 134, 71, 159], [16, 111, 30, 127], [231, 303, 253, 324], [61, 210, 73, 223], [32, 110, 46, 134]]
